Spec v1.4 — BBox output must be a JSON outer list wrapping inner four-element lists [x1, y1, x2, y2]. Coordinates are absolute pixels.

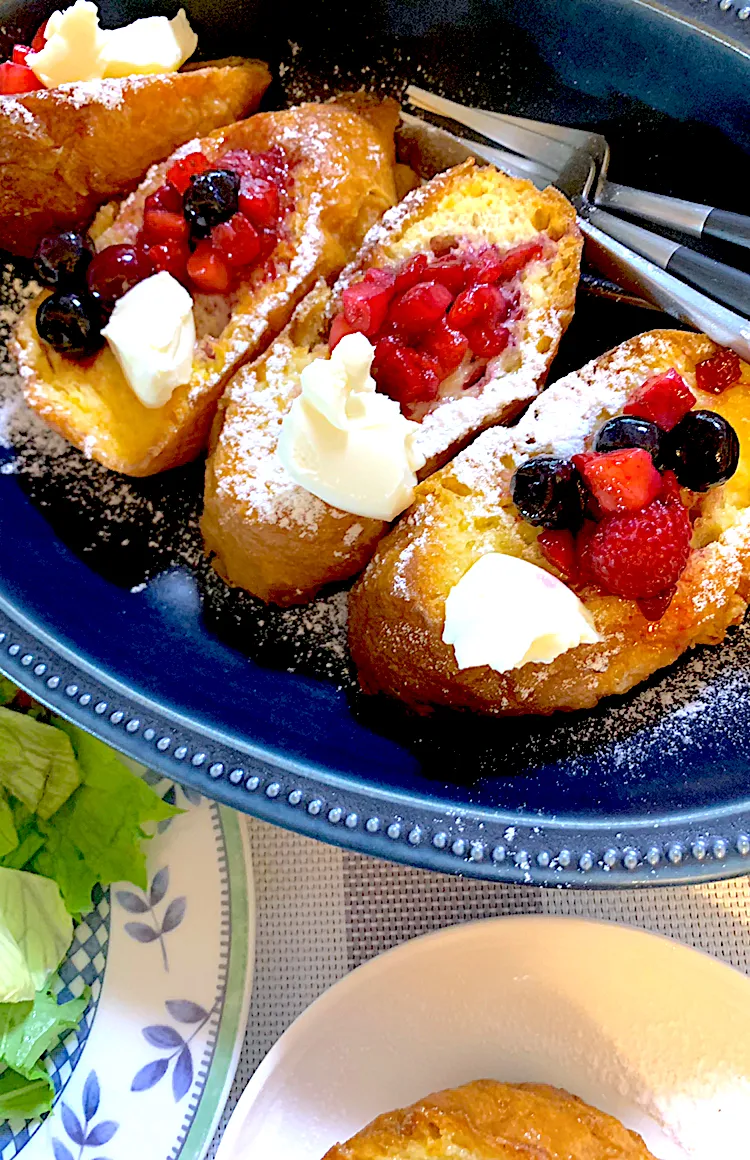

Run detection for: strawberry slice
[[538, 529, 577, 581], [574, 448, 662, 515], [623, 369, 695, 431], [12, 45, 31, 65], [187, 242, 231, 294], [329, 312, 356, 351], [0, 61, 43, 93], [695, 348, 741, 395], [31, 21, 48, 52], [142, 209, 189, 245], [342, 280, 394, 337], [166, 152, 209, 194]]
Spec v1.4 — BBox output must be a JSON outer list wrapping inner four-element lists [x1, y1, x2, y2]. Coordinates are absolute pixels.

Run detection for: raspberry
[[582, 498, 691, 599], [537, 529, 577, 581], [574, 448, 662, 515], [623, 369, 695, 431], [695, 348, 741, 395]]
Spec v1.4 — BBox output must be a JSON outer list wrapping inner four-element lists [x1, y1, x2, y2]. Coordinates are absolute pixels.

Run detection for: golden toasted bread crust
[[349, 330, 750, 714], [201, 162, 582, 606], [0, 58, 271, 257], [322, 1079, 657, 1159], [13, 100, 399, 476]]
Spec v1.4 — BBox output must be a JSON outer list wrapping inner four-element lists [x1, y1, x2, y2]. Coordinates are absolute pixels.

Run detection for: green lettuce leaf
[[0, 793, 18, 860], [0, 869, 72, 1001], [31, 723, 179, 914], [0, 988, 88, 1078], [0, 1063, 54, 1119], [0, 709, 80, 821], [0, 679, 16, 708]]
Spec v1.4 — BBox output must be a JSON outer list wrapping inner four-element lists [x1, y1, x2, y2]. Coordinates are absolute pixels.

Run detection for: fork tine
[[399, 113, 557, 189], [405, 85, 574, 173]]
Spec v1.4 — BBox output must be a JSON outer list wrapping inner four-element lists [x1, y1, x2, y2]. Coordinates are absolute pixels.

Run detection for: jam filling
[[510, 358, 742, 622], [33, 146, 295, 357], [328, 237, 548, 420]]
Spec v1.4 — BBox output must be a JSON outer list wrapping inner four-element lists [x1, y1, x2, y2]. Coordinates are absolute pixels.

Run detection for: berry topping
[[34, 231, 94, 288], [36, 291, 103, 356], [86, 244, 154, 306], [637, 587, 677, 622], [0, 61, 42, 93], [373, 336, 440, 406], [394, 254, 430, 294], [238, 176, 280, 229], [146, 241, 189, 284], [573, 448, 662, 515], [462, 319, 510, 358], [662, 409, 740, 491], [12, 46, 31, 65], [695, 348, 741, 395], [419, 319, 468, 376], [145, 184, 184, 215], [186, 241, 232, 294], [387, 281, 452, 337], [623, 368, 695, 431], [428, 257, 469, 295], [329, 313, 356, 351], [342, 281, 394, 337], [537, 529, 578, 581], [362, 267, 397, 290], [492, 239, 545, 281], [510, 457, 587, 530], [31, 21, 48, 52], [211, 214, 261, 268], [448, 282, 508, 331], [183, 169, 240, 239], [166, 151, 209, 194], [581, 497, 691, 600], [594, 414, 663, 461], [142, 209, 190, 245]]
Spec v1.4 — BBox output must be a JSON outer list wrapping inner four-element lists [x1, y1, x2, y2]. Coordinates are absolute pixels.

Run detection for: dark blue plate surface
[[2, 0, 750, 886]]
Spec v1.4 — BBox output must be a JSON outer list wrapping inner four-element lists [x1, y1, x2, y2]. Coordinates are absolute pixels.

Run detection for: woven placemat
[[207, 814, 750, 1154]]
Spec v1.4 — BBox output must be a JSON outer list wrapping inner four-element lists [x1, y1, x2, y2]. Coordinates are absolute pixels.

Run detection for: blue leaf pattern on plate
[[52, 1140, 74, 1160], [115, 891, 150, 915], [165, 1000, 208, 1024], [161, 898, 186, 934], [142, 1025, 184, 1050], [131, 1057, 170, 1092], [149, 868, 169, 907], [124, 922, 160, 944], [82, 1071, 100, 1122], [181, 787, 203, 807], [60, 1104, 85, 1146], [119, 866, 187, 971], [84, 1122, 118, 1147], [172, 1047, 193, 1102]]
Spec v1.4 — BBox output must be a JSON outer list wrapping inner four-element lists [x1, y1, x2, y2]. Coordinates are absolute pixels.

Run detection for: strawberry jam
[[328, 238, 547, 418]]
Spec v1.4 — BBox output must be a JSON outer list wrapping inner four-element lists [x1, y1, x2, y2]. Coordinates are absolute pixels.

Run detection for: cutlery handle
[[598, 182, 750, 253], [578, 215, 750, 363], [584, 207, 750, 319]]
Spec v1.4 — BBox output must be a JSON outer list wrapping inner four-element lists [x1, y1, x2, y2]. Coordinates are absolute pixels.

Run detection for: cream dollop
[[28, 1, 197, 88], [443, 553, 600, 672], [101, 271, 195, 409], [277, 333, 426, 521]]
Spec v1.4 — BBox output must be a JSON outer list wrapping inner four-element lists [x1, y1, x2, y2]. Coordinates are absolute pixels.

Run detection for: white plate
[[0, 781, 254, 1160], [216, 916, 750, 1160]]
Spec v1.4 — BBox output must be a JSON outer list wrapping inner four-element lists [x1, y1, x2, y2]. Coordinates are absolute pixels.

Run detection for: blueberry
[[595, 415, 663, 461], [36, 291, 103, 356], [510, 456, 587, 529], [662, 409, 740, 491], [34, 231, 95, 288], [183, 168, 240, 238]]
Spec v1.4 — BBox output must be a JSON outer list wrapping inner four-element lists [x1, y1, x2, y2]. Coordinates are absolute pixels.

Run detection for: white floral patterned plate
[[0, 779, 254, 1160]]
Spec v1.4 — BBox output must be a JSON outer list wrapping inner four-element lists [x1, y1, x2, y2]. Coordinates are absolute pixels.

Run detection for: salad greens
[[0, 682, 179, 1119]]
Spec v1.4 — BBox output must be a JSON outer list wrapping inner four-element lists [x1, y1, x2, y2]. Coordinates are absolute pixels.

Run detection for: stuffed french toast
[[0, 2, 271, 256], [201, 160, 582, 606], [13, 97, 399, 475], [349, 330, 750, 715]]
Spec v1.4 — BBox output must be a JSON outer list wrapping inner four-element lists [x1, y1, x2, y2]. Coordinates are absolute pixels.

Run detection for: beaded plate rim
[[2, 605, 749, 889]]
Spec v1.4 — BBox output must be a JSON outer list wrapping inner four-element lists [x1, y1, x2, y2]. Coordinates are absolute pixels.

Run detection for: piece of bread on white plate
[[201, 159, 582, 606], [349, 329, 750, 715]]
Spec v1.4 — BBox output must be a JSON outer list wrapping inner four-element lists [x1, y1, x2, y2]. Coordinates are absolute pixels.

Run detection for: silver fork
[[407, 86, 750, 252], [397, 113, 750, 362]]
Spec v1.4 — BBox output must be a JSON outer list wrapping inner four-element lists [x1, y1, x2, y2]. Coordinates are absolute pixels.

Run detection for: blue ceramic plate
[[2, 0, 750, 887]]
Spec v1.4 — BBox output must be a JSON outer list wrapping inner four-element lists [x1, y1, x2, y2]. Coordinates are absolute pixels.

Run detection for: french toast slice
[[0, 57, 272, 257], [322, 1079, 657, 1159], [201, 161, 582, 606], [13, 99, 399, 476], [349, 330, 750, 715]]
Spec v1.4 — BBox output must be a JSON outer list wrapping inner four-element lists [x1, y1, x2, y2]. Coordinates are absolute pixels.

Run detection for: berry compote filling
[[328, 237, 548, 420], [511, 361, 742, 622], [34, 146, 295, 357]]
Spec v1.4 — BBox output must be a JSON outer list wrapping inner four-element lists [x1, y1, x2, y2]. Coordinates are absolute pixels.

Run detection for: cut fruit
[[394, 254, 429, 294], [146, 241, 189, 283], [372, 336, 440, 405], [342, 281, 394, 336], [537, 529, 577, 581], [329, 312, 356, 351], [623, 368, 695, 431], [419, 319, 468, 375], [144, 184, 184, 215], [462, 319, 509, 358], [387, 281, 452, 337], [142, 209, 189, 244], [166, 151, 209, 194], [87, 244, 154, 305], [637, 587, 677, 621], [186, 241, 232, 294], [448, 282, 508, 331], [695, 348, 741, 395], [238, 175, 280, 229], [212, 213, 261, 267], [0, 61, 43, 93], [574, 448, 662, 515]]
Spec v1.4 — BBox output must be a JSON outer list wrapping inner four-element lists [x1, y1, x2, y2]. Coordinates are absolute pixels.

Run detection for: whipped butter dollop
[[277, 333, 426, 521], [443, 553, 600, 673], [101, 271, 195, 409], [28, 1, 197, 88]]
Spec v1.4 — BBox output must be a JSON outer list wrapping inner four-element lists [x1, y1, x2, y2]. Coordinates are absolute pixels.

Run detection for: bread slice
[[322, 1079, 657, 1159], [0, 57, 272, 258], [349, 330, 750, 715], [201, 160, 582, 606], [13, 99, 399, 476]]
